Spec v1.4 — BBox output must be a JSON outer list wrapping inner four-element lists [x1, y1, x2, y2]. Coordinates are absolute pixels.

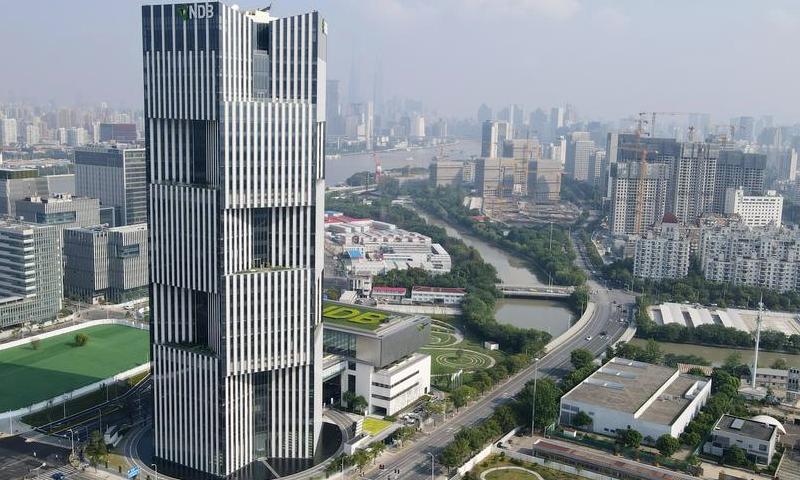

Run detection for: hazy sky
[[1, 0, 799, 123]]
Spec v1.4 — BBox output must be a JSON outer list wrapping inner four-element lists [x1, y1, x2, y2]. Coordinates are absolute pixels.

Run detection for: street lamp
[[428, 452, 435, 480], [531, 357, 539, 437], [152, 463, 158, 480], [67, 429, 75, 456]]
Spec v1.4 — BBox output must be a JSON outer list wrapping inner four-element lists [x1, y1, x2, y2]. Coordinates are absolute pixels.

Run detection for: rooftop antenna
[[751, 294, 763, 389]]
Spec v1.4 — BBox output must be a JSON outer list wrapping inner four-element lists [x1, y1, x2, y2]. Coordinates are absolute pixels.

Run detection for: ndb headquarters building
[[142, 2, 327, 478]]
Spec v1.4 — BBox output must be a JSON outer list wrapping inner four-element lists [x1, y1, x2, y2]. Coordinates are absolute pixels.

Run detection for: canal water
[[413, 209, 574, 337]]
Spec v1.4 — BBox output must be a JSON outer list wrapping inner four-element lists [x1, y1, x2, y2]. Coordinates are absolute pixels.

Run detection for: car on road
[[51, 474, 66, 480], [599, 331, 607, 337], [585, 336, 592, 341]]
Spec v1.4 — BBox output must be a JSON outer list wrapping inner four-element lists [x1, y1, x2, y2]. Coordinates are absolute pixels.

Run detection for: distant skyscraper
[[477, 103, 492, 126], [736, 116, 755, 143], [712, 151, 766, 214], [373, 57, 384, 118], [510, 104, 523, 137], [326, 79, 343, 136], [24, 124, 40, 145], [348, 37, 360, 104], [550, 107, 564, 137], [142, 4, 326, 477], [74, 146, 146, 226], [481, 120, 509, 158], [565, 132, 594, 182], [529, 108, 546, 139], [99, 123, 137, 143]]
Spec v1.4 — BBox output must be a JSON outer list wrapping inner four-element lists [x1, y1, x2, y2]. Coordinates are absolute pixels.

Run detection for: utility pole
[[531, 357, 539, 436], [752, 295, 763, 389]]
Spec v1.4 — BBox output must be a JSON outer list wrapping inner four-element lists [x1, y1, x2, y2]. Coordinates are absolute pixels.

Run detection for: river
[[412, 209, 574, 337], [325, 139, 481, 185]]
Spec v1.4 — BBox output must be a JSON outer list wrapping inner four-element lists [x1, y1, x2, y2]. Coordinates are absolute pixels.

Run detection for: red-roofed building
[[411, 286, 467, 305], [370, 286, 408, 302]]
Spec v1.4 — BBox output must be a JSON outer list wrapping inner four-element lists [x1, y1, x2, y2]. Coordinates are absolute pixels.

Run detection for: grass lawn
[[485, 469, 541, 480], [0, 324, 149, 412], [362, 417, 391, 435]]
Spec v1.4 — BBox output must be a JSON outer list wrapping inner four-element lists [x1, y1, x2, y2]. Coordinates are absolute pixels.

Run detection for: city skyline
[[1, 1, 800, 122]]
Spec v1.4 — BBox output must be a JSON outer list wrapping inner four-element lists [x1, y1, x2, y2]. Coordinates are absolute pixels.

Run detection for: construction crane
[[707, 124, 744, 149], [639, 111, 692, 138]]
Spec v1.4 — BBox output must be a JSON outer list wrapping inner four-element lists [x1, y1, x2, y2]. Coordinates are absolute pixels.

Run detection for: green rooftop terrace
[[322, 301, 400, 331]]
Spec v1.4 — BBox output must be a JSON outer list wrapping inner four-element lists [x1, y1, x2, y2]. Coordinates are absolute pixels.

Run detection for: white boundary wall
[[0, 319, 150, 421]]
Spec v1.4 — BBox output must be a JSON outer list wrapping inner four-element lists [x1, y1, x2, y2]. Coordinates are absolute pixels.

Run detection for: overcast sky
[[1, 0, 799, 123]]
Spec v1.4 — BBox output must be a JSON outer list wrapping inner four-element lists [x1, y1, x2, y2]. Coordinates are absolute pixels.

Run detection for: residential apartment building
[[74, 146, 147, 226], [669, 142, 718, 225], [63, 223, 148, 303], [701, 223, 800, 292], [0, 221, 62, 328], [481, 120, 510, 158], [712, 151, 767, 214], [143, 4, 326, 477], [633, 216, 691, 280], [565, 132, 594, 182], [528, 158, 562, 201], [609, 162, 670, 235], [724, 188, 783, 228]]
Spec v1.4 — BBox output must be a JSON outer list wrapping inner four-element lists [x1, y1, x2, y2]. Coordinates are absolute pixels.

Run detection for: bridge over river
[[497, 284, 574, 299]]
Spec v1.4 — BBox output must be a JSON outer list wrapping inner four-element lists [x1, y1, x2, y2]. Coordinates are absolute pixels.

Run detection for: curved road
[[369, 233, 634, 480]]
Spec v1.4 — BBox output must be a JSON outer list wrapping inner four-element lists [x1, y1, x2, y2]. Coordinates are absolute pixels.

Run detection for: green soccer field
[[0, 324, 150, 412]]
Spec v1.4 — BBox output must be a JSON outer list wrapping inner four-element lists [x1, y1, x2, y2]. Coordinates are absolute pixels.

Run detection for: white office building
[[144, 4, 327, 478], [322, 302, 431, 416], [724, 188, 783, 228], [704, 415, 782, 465], [559, 357, 711, 442], [411, 286, 467, 305]]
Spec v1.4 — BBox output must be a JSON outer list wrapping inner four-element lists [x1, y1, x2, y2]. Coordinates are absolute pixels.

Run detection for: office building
[[370, 286, 407, 303], [99, 123, 137, 143], [74, 146, 147, 226], [609, 162, 670, 235], [322, 302, 431, 416], [712, 151, 766, 214], [143, 4, 326, 478], [550, 107, 564, 137], [633, 215, 691, 280], [476, 157, 502, 197], [724, 188, 783, 228], [528, 158, 562, 201], [481, 120, 509, 158], [15, 194, 101, 241], [0, 118, 17, 146], [0, 221, 62, 328], [559, 357, 711, 441], [63, 224, 148, 303], [701, 223, 800, 292], [704, 415, 781, 465], [0, 168, 74, 217]]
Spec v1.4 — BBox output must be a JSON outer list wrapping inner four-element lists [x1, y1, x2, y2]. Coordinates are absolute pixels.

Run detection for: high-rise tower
[[142, 3, 326, 478]]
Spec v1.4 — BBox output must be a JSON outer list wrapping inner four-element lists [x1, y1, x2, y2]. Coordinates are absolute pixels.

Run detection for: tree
[[84, 430, 107, 468], [352, 449, 371, 472], [74, 333, 89, 347], [642, 339, 663, 364], [570, 349, 594, 370], [519, 378, 562, 430], [368, 441, 386, 464], [30, 338, 40, 350], [572, 411, 592, 428], [771, 358, 789, 369], [688, 367, 707, 376], [724, 352, 743, 370], [681, 432, 702, 447], [656, 434, 680, 457], [424, 401, 445, 426], [352, 395, 368, 415], [619, 429, 642, 449], [724, 445, 748, 466]]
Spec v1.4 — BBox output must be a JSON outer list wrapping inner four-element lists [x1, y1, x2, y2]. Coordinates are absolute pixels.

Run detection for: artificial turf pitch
[[0, 324, 149, 412]]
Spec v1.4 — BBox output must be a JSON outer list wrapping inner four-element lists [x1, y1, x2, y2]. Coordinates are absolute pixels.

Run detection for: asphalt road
[[369, 234, 634, 480]]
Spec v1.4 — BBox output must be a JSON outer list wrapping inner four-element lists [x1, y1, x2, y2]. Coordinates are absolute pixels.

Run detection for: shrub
[[74, 333, 89, 346]]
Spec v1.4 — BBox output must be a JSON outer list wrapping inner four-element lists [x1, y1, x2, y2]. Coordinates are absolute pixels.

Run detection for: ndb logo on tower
[[177, 3, 215, 21]]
